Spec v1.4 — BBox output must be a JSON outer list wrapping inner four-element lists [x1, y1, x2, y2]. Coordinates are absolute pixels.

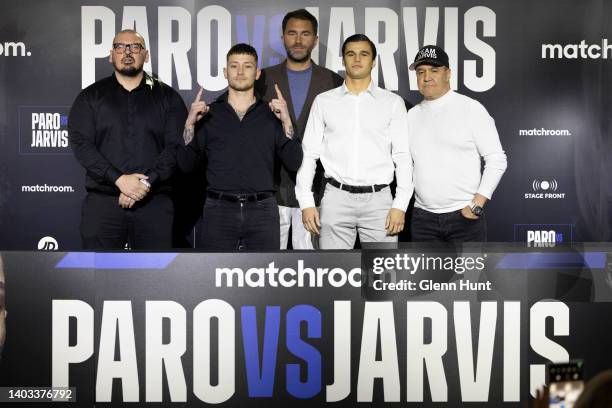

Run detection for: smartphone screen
[[548, 360, 585, 408]]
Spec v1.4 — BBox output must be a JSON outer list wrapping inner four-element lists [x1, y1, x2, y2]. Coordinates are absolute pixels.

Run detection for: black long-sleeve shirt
[[177, 94, 303, 194], [68, 73, 187, 195]]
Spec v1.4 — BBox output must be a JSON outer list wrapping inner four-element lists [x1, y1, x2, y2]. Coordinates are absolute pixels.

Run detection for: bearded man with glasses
[[69, 29, 187, 249]]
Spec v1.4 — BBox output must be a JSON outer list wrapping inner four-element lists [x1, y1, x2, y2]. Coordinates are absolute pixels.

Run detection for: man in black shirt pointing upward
[[69, 29, 187, 249], [178, 43, 302, 250]]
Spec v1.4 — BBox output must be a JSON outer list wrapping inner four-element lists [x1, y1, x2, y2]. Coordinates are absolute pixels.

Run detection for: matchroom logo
[[21, 184, 75, 193], [19, 106, 71, 154], [0, 41, 31, 57], [542, 39, 612, 59]]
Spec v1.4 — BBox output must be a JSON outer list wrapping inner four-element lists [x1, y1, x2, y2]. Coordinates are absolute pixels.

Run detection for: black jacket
[[69, 73, 187, 195], [256, 61, 343, 206], [177, 93, 303, 194]]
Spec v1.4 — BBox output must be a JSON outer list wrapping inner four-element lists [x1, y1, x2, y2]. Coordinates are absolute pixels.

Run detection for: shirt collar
[[144, 73, 154, 89], [284, 59, 317, 72], [111, 71, 155, 91], [340, 79, 380, 99], [421, 89, 454, 109], [214, 90, 262, 104]]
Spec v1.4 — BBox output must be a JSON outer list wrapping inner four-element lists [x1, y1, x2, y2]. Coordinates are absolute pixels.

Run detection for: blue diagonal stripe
[[496, 252, 607, 269], [56, 252, 178, 269]]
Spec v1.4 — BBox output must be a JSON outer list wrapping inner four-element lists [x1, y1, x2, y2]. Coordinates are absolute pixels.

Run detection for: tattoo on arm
[[284, 124, 294, 139], [183, 126, 194, 145]]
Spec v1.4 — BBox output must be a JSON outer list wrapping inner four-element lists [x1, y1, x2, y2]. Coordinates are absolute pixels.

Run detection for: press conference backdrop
[[1, 0, 611, 249]]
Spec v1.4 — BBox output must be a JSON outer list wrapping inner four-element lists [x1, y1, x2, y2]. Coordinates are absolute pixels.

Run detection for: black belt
[[326, 178, 388, 194], [207, 191, 274, 203]]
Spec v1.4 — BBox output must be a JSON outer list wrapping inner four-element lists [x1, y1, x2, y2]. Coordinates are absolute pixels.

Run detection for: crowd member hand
[[115, 173, 149, 201], [530, 386, 549, 408], [118, 193, 135, 209], [269, 84, 291, 125], [185, 86, 209, 128], [385, 208, 405, 235], [302, 207, 321, 235]]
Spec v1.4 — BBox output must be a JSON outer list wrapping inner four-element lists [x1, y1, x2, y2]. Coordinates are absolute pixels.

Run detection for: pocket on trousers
[[412, 207, 427, 219], [458, 210, 482, 224], [204, 197, 222, 209]]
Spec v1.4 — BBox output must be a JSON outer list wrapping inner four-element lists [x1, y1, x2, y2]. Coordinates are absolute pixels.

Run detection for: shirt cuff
[[298, 195, 316, 210], [104, 166, 123, 185], [476, 188, 493, 200], [391, 196, 410, 212], [145, 170, 159, 188]]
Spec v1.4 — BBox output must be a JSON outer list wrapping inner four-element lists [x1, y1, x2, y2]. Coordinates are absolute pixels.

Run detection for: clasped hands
[[115, 173, 150, 209]]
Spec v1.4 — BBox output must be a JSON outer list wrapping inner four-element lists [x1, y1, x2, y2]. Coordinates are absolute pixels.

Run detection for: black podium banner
[[1, 247, 611, 406]]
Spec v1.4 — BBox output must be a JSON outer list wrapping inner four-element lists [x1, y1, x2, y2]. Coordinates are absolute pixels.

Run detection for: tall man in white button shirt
[[408, 45, 507, 241], [296, 34, 411, 249]]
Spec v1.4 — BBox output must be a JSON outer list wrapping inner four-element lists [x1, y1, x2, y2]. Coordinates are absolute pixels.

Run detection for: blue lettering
[[286, 305, 322, 398], [235, 15, 266, 67], [241, 306, 281, 397]]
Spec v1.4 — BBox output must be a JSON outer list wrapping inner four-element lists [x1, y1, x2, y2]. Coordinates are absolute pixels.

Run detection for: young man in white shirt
[[407, 45, 507, 242], [296, 34, 411, 249]]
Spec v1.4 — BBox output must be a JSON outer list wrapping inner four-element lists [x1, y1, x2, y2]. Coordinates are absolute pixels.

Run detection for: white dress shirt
[[296, 81, 412, 210]]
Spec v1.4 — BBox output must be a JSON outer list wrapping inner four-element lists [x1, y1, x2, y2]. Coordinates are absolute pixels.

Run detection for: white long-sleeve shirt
[[296, 81, 412, 210], [407, 90, 507, 213]]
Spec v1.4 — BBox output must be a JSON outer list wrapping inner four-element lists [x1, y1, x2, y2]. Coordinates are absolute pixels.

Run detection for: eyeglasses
[[112, 43, 145, 54]]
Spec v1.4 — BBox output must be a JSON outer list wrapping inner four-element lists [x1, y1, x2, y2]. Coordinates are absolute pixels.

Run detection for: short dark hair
[[282, 9, 318, 35], [342, 34, 377, 59], [226, 43, 258, 63]]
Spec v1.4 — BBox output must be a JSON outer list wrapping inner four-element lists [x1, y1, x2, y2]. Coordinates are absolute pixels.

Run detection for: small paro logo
[[37, 236, 59, 251], [527, 230, 563, 247]]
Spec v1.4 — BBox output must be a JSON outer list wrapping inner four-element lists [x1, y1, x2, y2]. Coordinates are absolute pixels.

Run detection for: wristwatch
[[469, 201, 484, 217]]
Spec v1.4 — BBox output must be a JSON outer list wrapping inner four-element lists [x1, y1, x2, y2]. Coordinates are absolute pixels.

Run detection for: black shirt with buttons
[[68, 73, 187, 195], [177, 92, 303, 194]]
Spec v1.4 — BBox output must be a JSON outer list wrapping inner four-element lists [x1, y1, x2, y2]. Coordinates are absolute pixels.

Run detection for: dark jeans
[[200, 196, 280, 250], [410, 207, 487, 242], [80, 192, 173, 250]]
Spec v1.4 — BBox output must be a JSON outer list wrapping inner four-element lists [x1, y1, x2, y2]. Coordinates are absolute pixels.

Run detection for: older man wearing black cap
[[407, 45, 507, 242]]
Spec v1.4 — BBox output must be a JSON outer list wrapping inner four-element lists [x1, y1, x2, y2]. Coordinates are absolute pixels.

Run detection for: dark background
[[1, 0, 610, 249]]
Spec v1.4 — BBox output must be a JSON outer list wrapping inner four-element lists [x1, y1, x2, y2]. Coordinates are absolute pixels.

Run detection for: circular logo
[[37, 236, 59, 251]]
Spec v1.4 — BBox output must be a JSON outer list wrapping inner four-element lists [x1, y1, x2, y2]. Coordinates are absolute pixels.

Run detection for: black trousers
[[200, 196, 280, 250], [80, 192, 173, 250], [410, 207, 487, 242]]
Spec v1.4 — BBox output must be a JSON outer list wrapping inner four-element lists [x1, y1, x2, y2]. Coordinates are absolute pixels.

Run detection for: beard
[[113, 58, 144, 77], [117, 66, 143, 77], [286, 47, 311, 63]]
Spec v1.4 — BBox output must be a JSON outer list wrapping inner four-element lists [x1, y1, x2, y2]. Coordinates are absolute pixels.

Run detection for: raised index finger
[[274, 83, 284, 100], [194, 86, 204, 103]]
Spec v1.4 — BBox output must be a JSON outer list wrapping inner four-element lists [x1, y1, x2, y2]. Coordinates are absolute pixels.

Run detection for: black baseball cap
[[409, 45, 449, 70]]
